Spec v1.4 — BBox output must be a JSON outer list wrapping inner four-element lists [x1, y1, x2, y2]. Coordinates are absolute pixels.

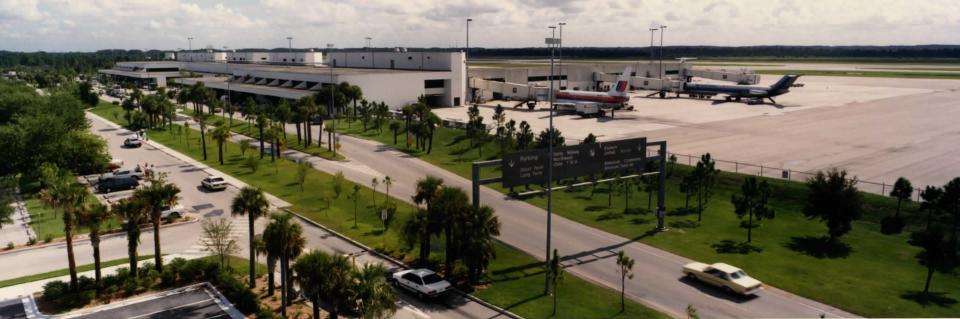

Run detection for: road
[[271, 118, 858, 318]]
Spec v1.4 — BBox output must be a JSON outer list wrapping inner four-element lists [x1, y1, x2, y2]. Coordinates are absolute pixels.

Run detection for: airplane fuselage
[[556, 90, 629, 103]]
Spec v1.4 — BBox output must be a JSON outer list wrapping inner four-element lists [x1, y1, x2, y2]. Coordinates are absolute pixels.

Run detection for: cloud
[[0, 0, 958, 51]]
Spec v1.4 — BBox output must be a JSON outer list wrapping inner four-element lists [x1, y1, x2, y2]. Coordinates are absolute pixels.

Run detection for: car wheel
[[686, 272, 696, 280], [723, 286, 734, 294], [104, 187, 111, 193], [417, 292, 425, 299]]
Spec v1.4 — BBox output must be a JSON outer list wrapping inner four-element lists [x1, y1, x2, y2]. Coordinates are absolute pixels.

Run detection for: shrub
[[42, 279, 95, 310], [880, 216, 906, 235], [44, 234, 53, 243], [5, 242, 13, 250], [111, 101, 119, 105], [213, 272, 259, 314], [27, 237, 37, 245], [255, 307, 281, 319]]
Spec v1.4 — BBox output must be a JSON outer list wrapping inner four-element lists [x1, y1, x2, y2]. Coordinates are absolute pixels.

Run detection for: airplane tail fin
[[608, 67, 632, 96], [769, 74, 800, 94]]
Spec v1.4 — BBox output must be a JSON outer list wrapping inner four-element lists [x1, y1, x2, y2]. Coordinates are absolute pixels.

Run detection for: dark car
[[97, 176, 139, 193]]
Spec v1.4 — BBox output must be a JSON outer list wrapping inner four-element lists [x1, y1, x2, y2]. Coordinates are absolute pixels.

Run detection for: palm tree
[[136, 175, 180, 271], [371, 177, 380, 207], [256, 110, 267, 159], [890, 177, 913, 218], [322, 253, 355, 319], [261, 222, 280, 296], [354, 263, 397, 319], [78, 202, 111, 284], [409, 176, 444, 265], [461, 205, 500, 284], [210, 124, 231, 165], [39, 166, 86, 290], [435, 186, 469, 275], [265, 213, 305, 317], [113, 197, 147, 279], [193, 112, 209, 160], [293, 250, 329, 319], [383, 176, 393, 206], [230, 186, 270, 288]]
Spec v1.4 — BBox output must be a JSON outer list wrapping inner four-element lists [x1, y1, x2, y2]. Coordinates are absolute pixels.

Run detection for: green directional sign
[[501, 138, 646, 187]]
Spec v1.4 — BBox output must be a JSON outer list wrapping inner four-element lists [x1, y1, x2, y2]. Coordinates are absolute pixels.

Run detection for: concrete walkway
[[0, 191, 36, 246]]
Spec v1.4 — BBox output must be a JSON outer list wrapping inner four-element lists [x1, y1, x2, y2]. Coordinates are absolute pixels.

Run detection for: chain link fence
[[656, 150, 925, 201]]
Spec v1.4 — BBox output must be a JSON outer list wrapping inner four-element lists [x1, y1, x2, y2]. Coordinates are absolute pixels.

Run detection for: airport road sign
[[601, 137, 647, 173], [553, 143, 603, 180], [502, 148, 548, 187]]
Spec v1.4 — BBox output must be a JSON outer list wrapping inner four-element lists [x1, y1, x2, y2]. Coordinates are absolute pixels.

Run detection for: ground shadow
[[711, 240, 763, 254], [631, 217, 651, 225], [901, 291, 958, 308], [667, 207, 697, 217], [584, 205, 607, 212], [668, 220, 700, 229], [785, 236, 852, 259], [596, 212, 623, 221], [677, 276, 757, 304]]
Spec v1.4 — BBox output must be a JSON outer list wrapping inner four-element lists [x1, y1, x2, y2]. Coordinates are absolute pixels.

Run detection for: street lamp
[[223, 46, 231, 116], [187, 37, 193, 61], [327, 43, 338, 157], [659, 25, 667, 84], [648, 27, 658, 66], [466, 18, 472, 103], [544, 24, 557, 296], [365, 37, 373, 68], [558, 22, 565, 90]]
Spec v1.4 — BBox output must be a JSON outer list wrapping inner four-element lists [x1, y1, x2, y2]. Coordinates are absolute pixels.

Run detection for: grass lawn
[[180, 109, 343, 161], [88, 109, 668, 319], [755, 69, 960, 80], [23, 194, 123, 241], [330, 117, 960, 317], [202, 255, 268, 277], [0, 255, 153, 288]]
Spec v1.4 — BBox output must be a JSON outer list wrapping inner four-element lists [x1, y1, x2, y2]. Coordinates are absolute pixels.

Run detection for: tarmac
[[434, 74, 960, 191]]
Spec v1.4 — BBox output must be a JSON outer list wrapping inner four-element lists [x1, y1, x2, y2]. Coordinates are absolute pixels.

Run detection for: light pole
[[649, 27, 658, 66], [187, 37, 193, 61], [558, 22, 565, 90], [544, 25, 557, 296], [466, 18, 472, 103], [327, 43, 338, 157], [659, 25, 667, 84], [365, 37, 373, 68], [286, 37, 293, 67], [223, 46, 231, 116]]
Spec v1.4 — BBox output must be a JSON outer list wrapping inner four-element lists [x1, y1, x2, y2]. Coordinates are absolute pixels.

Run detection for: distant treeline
[[3, 45, 959, 73], [464, 45, 960, 60], [0, 50, 165, 73]]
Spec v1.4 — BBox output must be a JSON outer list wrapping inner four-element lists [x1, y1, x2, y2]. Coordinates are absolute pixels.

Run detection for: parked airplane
[[682, 74, 801, 104], [552, 67, 631, 116]]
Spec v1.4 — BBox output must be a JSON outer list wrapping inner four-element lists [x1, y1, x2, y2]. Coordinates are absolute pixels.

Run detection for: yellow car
[[682, 262, 763, 296]]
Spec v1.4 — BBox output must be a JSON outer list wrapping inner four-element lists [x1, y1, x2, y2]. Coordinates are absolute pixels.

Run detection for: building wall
[[225, 52, 324, 65], [178, 52, 227, 63]]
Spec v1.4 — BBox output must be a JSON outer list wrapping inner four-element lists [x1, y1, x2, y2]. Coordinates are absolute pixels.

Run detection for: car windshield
[[730, 270, 746, 279], [422, 274, 444, 285], [210, 177, 224, 182]]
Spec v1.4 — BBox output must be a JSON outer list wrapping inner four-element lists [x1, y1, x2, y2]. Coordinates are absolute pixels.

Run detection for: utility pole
[[544, 25, 557, 296], [466, 18, 472, 103]]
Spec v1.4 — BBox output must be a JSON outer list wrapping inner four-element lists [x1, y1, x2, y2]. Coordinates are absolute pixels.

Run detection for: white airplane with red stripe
[[555, 67, 631, 104]]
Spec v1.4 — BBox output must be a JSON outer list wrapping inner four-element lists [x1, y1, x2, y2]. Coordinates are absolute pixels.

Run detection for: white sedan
[[392, 268, 451, 298]]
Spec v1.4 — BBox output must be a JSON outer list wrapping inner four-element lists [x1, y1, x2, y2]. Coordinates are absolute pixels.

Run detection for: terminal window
[[424, 79, 445, 89]]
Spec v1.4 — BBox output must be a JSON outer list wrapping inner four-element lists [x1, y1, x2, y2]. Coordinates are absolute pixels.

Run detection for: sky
[[1, 0, 958, 52]]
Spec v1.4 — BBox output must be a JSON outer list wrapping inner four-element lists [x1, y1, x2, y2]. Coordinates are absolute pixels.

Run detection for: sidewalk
[[0, 191, 36, 246], [0, 254, 203, 300]]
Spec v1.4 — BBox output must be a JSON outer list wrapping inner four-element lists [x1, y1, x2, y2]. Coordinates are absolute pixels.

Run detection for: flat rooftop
[[188, 62, 443, 75], [68, 283, 242, 319]]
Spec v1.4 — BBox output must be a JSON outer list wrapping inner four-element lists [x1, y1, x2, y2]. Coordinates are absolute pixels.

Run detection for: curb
[[282, 208, 523, 319], [0, 218, 198, 257]]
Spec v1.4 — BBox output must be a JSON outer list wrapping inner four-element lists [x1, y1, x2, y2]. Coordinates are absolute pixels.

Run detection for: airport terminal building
[[99, 50, 467, 108], [99, 48, 756, 109]]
